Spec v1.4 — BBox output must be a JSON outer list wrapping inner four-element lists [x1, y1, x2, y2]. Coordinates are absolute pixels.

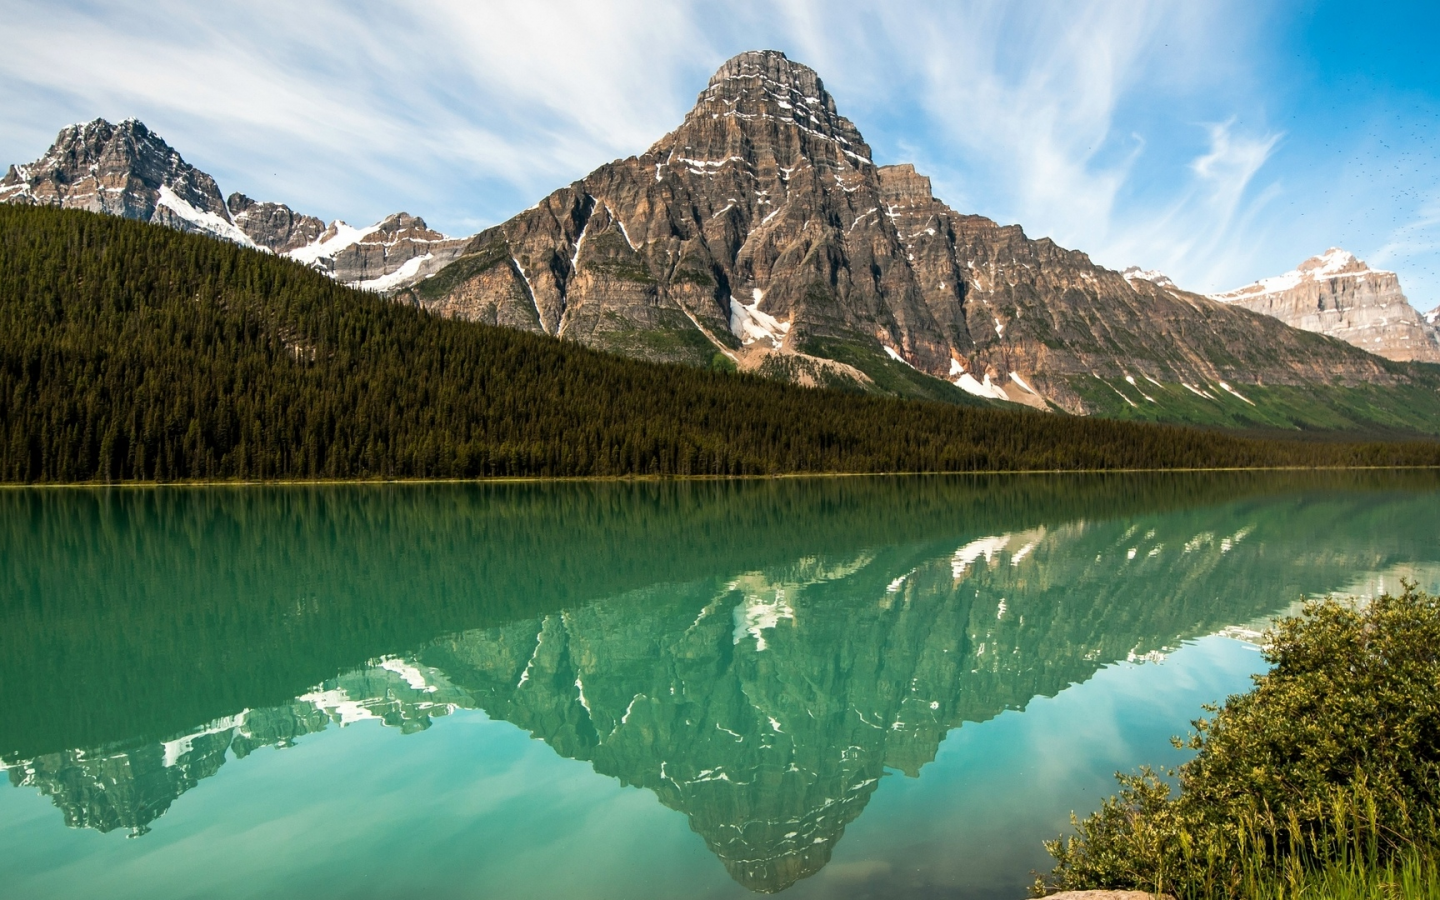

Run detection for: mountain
[[0, 117, 466, 291], [1122, 267, 1178, 291], [406, 50, 1433, 429], [1211, 248, 1440, 364], [16, 204, 1420, 484], [7, 64, 1440, 434], [1, 118, 252, 244]]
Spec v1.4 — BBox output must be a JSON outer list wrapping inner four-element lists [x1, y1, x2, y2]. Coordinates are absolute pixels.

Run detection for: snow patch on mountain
[[1210, 248, 1377, 302], [1122, 267, 1177, 291], [288, 221, 380, 265], [352, 254, 433, 292], [954, 371, 1010, 401], [156, 186, 255, 247], [729, 290, 791, 347]]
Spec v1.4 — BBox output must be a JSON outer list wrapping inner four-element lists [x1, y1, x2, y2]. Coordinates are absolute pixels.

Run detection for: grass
[[1069, 373, 1440, 436], [1250, 849, 1439, 900], [797, 335, 1000, 406], [1168, 785, 1439, 899]]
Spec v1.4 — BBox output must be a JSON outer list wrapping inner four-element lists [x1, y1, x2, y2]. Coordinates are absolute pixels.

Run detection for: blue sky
[[2, 0, 1436, 306]]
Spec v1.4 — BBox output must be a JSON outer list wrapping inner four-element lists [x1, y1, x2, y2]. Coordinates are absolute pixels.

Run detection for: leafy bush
[[1040, 584, 1440, 898]]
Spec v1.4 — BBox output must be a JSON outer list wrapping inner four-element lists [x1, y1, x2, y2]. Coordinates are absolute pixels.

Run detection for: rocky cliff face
[[226, 192, 325, 253], [1211, 249, 1440, 364], [0, 118, 463, 292], [410, 50, 1402, 414], [286, 212, 471, 291], [0, 118, 254, 245]]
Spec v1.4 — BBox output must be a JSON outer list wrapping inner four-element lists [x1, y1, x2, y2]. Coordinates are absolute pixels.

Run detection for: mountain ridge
[[1211, 248, 1440, 364], [407, 50, 1428, 425], [5, 53, 1440, 433], [0, 117, 468, 291]]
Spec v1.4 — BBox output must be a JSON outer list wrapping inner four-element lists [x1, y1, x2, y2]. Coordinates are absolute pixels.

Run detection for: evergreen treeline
[[2, 205, 1438, 482]]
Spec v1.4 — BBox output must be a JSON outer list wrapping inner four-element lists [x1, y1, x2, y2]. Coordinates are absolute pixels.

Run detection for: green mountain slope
[[1, 206, 1436, 482], [1069, 369, 1440, 437]]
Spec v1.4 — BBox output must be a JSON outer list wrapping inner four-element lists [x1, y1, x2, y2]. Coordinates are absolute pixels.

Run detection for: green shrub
[[1039, 584, 1440, 898]]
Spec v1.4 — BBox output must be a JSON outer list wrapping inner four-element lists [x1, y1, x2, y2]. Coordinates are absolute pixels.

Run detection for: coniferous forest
[[1, 205, 1438, 483]]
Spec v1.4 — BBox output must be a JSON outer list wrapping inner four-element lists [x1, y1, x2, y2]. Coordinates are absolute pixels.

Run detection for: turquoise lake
[[2, 473, 1438, 899]]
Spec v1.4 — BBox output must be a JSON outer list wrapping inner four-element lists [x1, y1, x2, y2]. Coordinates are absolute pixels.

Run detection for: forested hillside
[[1, 206, 1437, 482]]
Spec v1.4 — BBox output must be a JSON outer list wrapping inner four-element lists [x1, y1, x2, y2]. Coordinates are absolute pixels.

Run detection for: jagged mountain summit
[[408, 50, 1416, 417], [1211, 248, 1440, 364], [6, 64, 1438, 429], [0, 117, 467, 290], [0, 118, 253, 243], [1122, 267, 1178, 291]]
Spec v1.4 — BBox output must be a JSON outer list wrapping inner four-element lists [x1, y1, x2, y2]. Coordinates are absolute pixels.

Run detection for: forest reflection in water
[[2, 472, 1438, 897]]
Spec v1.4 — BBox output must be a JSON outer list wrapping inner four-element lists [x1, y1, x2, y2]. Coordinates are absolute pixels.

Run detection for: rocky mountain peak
[[1213, 247, 1383, 302], [226, 192, 325, 253], [647, 50, 873, 176], [371, 212, 448, 242], [699, 49, 837, 124], [877, 163, 934, 206], [1121, 267, 1177, 290], [0, 117, 234, 232], [1212, 248, 1440, 363], [1297, 247, 1365, 278], [413, 49, 1414, 417], [1, 118, 471, 291]]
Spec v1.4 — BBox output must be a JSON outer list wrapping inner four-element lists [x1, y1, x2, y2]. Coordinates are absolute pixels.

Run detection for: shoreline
[[3, 464, 1439, 489]]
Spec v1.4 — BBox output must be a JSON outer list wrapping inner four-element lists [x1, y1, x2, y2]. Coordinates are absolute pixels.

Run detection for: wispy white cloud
[[1101, 120, 1285, 292], [0, 0, 708, 229], [1190, 122, 1284, 229]]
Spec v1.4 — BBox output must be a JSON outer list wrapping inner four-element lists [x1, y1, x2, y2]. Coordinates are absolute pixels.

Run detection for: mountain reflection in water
[[2, 474, 1438, 894]]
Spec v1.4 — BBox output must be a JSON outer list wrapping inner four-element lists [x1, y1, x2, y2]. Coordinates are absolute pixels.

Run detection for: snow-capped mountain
[[405, 50, 1405, 415], [285, 211, 470, 291], [0, 118, 468, 291], [1211, 248, 1440, 364], [1121, 267, 1177, 291], [4, 91, 1436, 425], [0, 118, 253, 244]]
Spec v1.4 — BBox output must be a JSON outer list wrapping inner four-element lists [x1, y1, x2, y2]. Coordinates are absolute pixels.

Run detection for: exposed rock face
[[1122, 267, 1177, 291], [0, 118, 253, 245], [1212, 249, 1440, 364], [286, 212, 471, 291], [226, 192, 325, 253], [0, 118, 464, 293], [412, 50, 1400, 412]]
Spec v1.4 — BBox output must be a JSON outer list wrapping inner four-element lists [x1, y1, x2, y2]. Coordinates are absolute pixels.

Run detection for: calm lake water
[[2, 473, 1438, 899]]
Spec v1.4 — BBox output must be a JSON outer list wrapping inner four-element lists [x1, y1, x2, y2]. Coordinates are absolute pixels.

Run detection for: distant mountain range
[[0, 118, 468, 290], [1208, 248, 1440, 364], [5, 50, 1440, 433]]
